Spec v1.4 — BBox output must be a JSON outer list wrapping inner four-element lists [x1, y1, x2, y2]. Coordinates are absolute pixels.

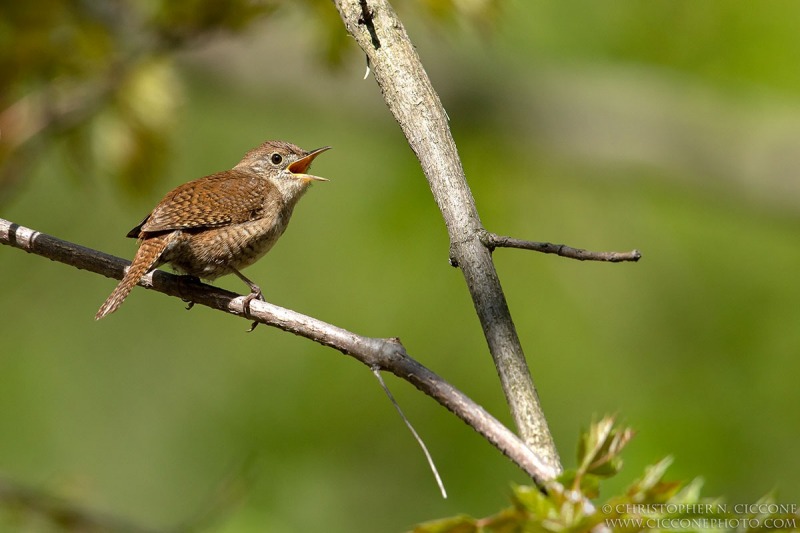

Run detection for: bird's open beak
[[289, 146, 331, 181]]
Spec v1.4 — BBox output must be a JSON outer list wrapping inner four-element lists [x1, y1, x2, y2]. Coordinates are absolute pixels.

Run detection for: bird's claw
[[242, 290, 265, 332], [180, 276, 201, 311]]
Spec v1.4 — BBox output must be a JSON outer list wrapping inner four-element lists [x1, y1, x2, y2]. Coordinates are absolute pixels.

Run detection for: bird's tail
[[95, 234, 174, 320]]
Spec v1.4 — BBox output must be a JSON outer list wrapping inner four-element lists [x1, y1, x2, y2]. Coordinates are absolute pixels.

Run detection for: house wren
[[95, 140, 330, 321]]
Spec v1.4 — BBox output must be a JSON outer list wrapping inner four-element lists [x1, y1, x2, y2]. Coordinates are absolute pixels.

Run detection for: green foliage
[[0, 0, 279, 203], [152, 0, 278, 45], [0, 0, 501, 204], [90, 57, 182, 195], [3, 1, 800, 532], [414, 418, 799, 533]]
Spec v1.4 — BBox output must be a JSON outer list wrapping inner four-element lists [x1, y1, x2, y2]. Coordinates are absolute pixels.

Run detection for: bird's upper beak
[[288, 146, 331, 181]]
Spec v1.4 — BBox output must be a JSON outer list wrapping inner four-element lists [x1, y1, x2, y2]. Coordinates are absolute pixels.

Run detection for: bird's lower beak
[[289, 146, 331, 181]]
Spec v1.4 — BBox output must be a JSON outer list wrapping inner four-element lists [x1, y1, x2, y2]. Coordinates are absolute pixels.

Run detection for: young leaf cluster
[[414, 417, 798, 533]]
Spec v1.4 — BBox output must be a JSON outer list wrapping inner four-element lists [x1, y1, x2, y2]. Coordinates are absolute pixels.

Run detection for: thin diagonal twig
[[372, 368, 447, 499]]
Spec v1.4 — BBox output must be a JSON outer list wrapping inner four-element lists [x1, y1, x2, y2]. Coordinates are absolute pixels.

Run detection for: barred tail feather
[[95, 234, 173, 320]]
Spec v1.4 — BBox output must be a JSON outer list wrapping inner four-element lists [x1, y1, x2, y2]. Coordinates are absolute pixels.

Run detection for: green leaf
[[511, 484, 556, 517], [669, 477, 704, 505], [481, 506, 529, 533], [411, 514, 477, 533], [576, 416, 635, 484], [626, 456, 678, 503]]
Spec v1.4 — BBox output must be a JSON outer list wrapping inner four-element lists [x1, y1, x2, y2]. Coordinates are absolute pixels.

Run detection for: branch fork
[[1, 0, 643, 495]]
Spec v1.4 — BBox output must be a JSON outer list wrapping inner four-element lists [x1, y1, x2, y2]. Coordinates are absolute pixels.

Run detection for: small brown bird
[[96, 140, 330, 321]]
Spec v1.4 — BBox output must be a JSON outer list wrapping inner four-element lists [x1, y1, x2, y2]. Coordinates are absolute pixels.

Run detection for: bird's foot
[[230, 269, 264, 332], [243, 288, 265, 332], [179, 275, 202, 310]]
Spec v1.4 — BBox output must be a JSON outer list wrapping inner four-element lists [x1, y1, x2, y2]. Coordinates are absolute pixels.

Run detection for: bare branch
[[482, 231, 642, 263], [333, 0, 562, 473], [0, 217, 559, 486]]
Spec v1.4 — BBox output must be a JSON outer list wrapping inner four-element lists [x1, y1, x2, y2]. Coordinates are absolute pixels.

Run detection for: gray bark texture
[[332, 0, 562, 474]]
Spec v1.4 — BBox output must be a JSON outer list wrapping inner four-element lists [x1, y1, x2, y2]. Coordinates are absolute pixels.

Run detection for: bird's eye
[[270, 153, 283, 165]]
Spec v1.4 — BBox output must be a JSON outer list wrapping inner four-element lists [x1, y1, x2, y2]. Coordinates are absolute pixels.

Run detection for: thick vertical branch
[[333, 0, 561, 474]]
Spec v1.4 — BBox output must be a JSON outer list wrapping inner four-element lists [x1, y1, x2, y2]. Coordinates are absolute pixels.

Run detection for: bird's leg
[[233, 269, 264, 305], [232, 268, 264, 331], [179, 275, 202, 310]]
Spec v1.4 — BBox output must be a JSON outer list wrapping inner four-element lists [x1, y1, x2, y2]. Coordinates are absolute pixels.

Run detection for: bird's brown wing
[[127, 170, 281, 237]]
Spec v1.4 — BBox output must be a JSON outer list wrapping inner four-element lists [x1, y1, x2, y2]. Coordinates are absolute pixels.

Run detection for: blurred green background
[[2, 1, 799, 531]]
